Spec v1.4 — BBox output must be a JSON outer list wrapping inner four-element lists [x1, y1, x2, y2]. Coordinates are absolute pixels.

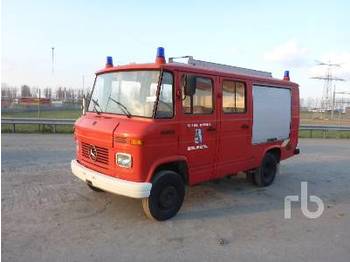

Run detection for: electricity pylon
[[311, 60, 345, 119]]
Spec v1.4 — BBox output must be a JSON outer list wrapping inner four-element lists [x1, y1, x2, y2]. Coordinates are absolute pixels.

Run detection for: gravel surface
[[2, 134, 350, 262]]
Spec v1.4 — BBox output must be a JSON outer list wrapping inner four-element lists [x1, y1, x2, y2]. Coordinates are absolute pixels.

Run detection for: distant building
[[1, 97, 11, 108], [51, 100, 64, 107], [19, 97, 51, 105]]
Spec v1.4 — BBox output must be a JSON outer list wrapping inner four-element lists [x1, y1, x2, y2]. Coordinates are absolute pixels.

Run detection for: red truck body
[[72, 48, 299, 220]]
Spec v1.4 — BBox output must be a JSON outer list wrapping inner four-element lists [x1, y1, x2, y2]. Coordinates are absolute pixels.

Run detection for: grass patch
[[1, 109, 81, 119]]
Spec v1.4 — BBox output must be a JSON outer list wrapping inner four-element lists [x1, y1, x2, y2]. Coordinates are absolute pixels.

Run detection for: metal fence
[[2, 118, 350, 136], [299, 124, 350, 138], [1, 118, 76, 133]]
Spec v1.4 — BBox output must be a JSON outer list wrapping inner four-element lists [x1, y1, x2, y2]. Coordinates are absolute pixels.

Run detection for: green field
[[2, 109, 82, 119]]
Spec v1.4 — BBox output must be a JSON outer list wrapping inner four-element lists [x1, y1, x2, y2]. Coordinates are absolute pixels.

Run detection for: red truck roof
[[96, 61, 298, 89]]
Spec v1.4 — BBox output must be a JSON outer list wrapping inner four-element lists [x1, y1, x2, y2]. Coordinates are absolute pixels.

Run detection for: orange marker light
[[130, 138, 144, 146]]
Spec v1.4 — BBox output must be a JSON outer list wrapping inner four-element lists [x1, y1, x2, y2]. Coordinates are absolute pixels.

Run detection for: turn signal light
[[130, 138, 144, 146]]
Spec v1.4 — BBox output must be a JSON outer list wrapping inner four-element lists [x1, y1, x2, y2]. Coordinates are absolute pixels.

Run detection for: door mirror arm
[[184, 75, 196, 96]]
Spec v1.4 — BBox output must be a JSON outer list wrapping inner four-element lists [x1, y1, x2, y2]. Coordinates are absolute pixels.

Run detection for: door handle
[[241, 124, 249, 129], [207, 126, 216, 132]]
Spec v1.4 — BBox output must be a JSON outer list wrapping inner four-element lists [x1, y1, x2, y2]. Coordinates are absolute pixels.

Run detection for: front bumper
[[71, 160, 151, 198]]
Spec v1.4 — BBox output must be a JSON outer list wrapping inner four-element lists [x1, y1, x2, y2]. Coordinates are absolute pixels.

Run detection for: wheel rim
[[159, 186, 179, 210]]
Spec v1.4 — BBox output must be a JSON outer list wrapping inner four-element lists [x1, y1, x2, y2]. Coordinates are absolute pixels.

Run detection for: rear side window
[[182, 75, 213, 114], [222, 80, 246, 113]]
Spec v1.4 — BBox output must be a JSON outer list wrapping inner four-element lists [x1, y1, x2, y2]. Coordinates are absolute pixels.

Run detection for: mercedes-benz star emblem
[[89, 145, 97, 161]]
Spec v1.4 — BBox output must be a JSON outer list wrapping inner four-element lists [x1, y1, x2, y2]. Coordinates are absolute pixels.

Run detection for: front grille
[[81, 142, 109, 165]]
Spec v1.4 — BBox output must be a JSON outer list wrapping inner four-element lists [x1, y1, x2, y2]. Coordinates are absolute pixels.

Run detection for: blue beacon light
[[106, 56, 113, 68], [283, 70, 290, 81], [157, 47, 165, 57], [155, 47, 166, 64]]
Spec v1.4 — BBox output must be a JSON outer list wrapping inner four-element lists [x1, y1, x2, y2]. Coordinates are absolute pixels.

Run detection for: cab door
[[178, 73, 218, 185], [216, 78, 252, 178]]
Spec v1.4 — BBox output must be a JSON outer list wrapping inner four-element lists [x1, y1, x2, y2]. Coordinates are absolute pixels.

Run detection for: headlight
[[116, 153, 132, 168]]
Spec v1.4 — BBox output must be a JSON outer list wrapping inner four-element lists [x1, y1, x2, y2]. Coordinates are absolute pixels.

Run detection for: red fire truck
[[71, 47, 300, 221]]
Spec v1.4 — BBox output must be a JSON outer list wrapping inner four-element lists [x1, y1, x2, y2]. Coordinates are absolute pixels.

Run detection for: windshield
[[88, 70, 173, 118]]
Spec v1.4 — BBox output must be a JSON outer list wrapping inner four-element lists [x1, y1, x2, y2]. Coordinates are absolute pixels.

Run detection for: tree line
[[1, 83, 85, 102]]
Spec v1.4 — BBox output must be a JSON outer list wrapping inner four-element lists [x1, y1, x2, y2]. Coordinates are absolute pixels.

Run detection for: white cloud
[[264, 40, 309, 68]]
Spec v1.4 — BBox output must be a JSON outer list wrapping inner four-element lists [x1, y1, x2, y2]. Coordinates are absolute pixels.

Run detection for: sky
[[1, 0, 350, 99]]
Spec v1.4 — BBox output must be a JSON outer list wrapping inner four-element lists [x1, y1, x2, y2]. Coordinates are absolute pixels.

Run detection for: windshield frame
[[87, 69, 174, 119]]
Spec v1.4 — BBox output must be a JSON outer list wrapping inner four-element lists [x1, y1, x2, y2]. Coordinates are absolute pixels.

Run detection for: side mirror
[[184, 75, 196, 96]]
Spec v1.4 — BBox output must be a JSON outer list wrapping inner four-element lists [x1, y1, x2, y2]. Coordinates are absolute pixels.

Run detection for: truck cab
[[71, 47, 300, 220]]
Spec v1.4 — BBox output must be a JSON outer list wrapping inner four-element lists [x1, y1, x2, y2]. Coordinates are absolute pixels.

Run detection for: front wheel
[[142, 170, 185, 221], [87, 183, 104, 192]]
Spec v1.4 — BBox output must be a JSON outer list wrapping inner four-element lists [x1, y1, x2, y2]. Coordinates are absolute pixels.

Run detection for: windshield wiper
[[91, 98, 102, 115], [107, 97, 131, 118]]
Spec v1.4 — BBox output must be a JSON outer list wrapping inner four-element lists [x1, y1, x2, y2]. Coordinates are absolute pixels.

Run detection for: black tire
[[246, 171, 256, 184], [253, 153, 279, 187], [87, 183, 104, 192], [142, 170, 185, 221]]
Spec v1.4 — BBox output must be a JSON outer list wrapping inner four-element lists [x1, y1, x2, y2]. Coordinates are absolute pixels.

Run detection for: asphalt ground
[[1, 134, 350, 262]]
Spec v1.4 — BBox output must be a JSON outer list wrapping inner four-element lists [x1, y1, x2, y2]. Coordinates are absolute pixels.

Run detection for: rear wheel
[[142, 170, 185, 221], [250, 152, 279, 187], [246, 171, 255, 184]]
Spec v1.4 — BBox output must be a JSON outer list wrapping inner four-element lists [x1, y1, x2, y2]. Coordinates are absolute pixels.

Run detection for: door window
[[182, 75, 213, 114], [155, 72, 174, 118], [222, 80, 246, 113]]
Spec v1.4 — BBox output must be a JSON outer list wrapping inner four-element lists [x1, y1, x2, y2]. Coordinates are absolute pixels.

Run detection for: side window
[[222, 80, 246, 113], [155, 72, 173, 118], [182, 75, 213, 114]]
